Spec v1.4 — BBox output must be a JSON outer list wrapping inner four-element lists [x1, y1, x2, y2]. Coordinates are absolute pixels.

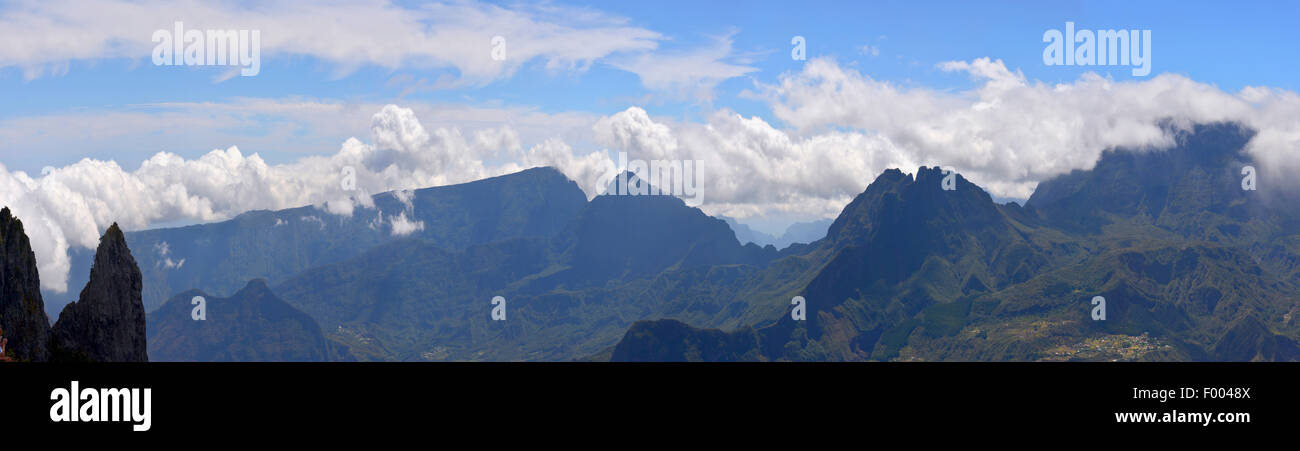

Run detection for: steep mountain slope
[[557, 193, 776, 285], [147, 279, 338, 362], [274, 181, 802, 361], [50, 223, 148, 362], [612, 122, 1300, 361], [45, 166, 588, 316], [1027, 122, 1261, 234], [767, 166, 1068, 360], [905, 244, 1300, 361], [0, 207, 51, 361]]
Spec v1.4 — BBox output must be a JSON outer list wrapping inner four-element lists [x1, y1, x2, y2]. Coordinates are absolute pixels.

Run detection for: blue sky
[[3, 0, 1297, 175]]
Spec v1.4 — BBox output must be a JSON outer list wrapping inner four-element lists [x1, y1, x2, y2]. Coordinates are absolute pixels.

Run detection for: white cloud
[[6, 56, 1300, 294], [300, 215, 326, 230], [591, 106, 896, 220], [0, 98, 603, 172], [609, 33, 757, 101], [513, 138, 615, 199], [749, 57, 1299, 199], [586, 59, 1300, 219], [391, 189, 415, 212], [388, 212, 424, 236], [0, 104, 603, 292], [592, 107, 678, 160], [0, 0, 662, 84]]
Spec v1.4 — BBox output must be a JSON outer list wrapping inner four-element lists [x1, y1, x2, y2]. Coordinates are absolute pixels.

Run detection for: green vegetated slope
[[272, 176, 822, 361], [131, 122, 1300, 362], [613, 123, 1300, 361], [47, 167, 589, 317]]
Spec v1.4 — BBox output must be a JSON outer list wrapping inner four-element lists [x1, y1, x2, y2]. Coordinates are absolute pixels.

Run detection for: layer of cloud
[[591, 106, 898, 219], [0, 98, 602, 173], [0, 0, 661, 84], [583, 58, 1300, 219], [0, 104, 604, 292], [608, 33, 758, 102], [750, 57, 1300, 198], [6, 58, 1300, 293]]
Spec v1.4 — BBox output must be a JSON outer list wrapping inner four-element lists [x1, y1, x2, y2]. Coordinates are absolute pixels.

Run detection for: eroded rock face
[[51, 223, 148, 362], [0, 207, 52, 361]]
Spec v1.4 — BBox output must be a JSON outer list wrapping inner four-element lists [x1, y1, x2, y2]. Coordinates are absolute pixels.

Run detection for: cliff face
[[0, 207, 52, 361], [51, 223, 148, 362]]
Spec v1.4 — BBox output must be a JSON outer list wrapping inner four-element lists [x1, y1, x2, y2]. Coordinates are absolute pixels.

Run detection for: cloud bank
[[0, 104, 593, 292], [4, 58, 1300, 293]]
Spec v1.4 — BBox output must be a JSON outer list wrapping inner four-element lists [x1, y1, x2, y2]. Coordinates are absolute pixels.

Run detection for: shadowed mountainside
[[2, 211, 149, 362], [50, 223, 148, 362], [0, 207, 51, 361], [45, 167, 589, 316], [147, 279, 342, 362]]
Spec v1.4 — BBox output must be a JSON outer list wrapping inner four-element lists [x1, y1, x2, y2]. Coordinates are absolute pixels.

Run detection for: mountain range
[[614, 122, 1300, 361], [15, 121, 1298, 362]]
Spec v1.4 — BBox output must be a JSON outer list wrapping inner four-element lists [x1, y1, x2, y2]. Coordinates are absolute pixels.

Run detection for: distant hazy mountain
[[272, 178, 795, 361], [147, 279, 340, 362], [720, 216, 832, 250], [45, 167, 588, 316], [779, 219, 834, 247], [719, 216, 777, 248], [615, 122, 1300, 362]]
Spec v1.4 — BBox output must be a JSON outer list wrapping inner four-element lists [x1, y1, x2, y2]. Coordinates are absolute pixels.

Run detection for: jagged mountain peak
[[50, 223, 147, 362], [827, 166, 1002, 246], [0, 206, 52, 361], [602, 170, 663, 197]]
